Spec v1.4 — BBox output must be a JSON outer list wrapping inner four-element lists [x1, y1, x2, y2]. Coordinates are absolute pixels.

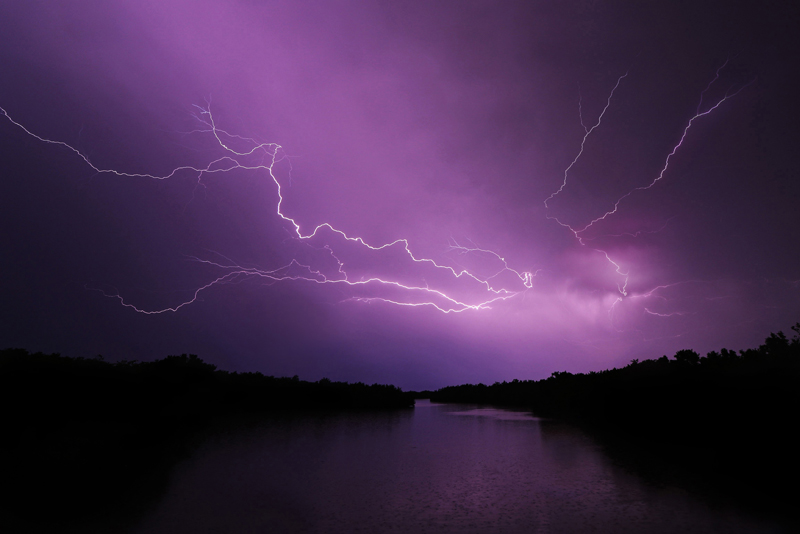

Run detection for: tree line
[[429, 324, 800, 516], [431, 325, 800, 421], [0, 350, 413, 526]]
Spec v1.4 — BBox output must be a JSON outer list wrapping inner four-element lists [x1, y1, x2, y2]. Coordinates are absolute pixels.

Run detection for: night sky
[[1, 1, 798, 390]]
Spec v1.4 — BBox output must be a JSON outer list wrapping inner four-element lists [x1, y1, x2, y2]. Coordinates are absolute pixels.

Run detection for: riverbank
[[0, 350, 413, 530], [428, 326, 800, 523]]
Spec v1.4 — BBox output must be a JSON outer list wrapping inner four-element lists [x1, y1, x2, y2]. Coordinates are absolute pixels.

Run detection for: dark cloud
[[1, 0, 798, 389]]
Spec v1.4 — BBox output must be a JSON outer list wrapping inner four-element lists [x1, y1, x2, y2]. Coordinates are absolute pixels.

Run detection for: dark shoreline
[[426, 326, 800, 526], [0, 350, 413, 531], [3, 325, 798, 531]]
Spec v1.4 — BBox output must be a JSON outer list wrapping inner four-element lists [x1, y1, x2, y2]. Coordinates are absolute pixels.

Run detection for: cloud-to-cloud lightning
[[0, 64, 746, 320], [0, 103, 534, 314], [544, 64, 750, 323]]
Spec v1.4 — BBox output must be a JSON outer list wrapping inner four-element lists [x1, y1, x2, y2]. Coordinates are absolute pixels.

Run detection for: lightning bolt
[[544, 63, 751, 324], [1, 63, 748, 320], [544, 72, 629, 210], [1, 102, 533, 314]]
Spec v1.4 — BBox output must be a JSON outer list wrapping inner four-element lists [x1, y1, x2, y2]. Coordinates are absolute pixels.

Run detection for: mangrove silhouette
[[0, 350, 413, 530], [429, 324, 800, 518], [3, 327, 799, 529]]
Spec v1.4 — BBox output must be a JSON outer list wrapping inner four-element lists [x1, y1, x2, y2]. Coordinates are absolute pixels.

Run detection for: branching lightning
[[543, 63, 751, 324], [1, 103, 533, 314], [1, 63, 748, 321]]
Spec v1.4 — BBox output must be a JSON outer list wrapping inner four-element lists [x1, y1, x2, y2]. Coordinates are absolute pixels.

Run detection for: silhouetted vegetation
[[430, 325, 800, 517], [0, 350, 412, 530]]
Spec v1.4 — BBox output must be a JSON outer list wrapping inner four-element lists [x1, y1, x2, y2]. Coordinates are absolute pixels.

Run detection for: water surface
[[130, 401, 785, 533]]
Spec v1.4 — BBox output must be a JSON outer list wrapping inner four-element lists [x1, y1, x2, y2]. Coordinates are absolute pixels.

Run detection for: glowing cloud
[[0, 62, 749, 325]]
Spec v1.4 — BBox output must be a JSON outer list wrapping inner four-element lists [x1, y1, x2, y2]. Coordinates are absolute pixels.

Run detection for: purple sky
[[1, 1, 799, 390]]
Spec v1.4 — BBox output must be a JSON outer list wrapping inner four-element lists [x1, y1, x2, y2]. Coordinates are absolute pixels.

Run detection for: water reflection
[[447, 407, 541, 421], [129, 401, 787, 533]]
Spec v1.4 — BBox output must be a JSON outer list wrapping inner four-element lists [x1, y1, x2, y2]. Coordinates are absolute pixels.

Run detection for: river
[[128, 400, 786, 533]]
